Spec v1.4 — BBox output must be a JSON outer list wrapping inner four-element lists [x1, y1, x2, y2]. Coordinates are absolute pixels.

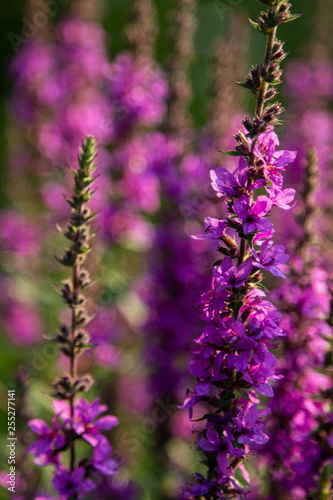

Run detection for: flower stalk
[[28, 137, 119, 499], [181, 1, 300, 498]]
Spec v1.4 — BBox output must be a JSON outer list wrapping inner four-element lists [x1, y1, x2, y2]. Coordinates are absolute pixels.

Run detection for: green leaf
[[231, 301, 243, 320], [235, 464, 250, 487], [249, 19, 260, 31], [221, 150, 243, 157], [320, 463, 332, 488], [232, 80, 254, 90], [84, 211, 100, 223], [65, 197, 76, 208], [55, 255, 76, 267], [283, 13, 303, 23]]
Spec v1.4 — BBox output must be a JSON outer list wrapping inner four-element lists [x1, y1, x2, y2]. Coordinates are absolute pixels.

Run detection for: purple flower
[[253, 128, 297, 188], [92, 435, 118, 475], [183, 474, 213, 497], [268, 186, 296, 210], [251, 240, 289, 278], [213, 257, 253, 290], [27, 418, 65, 466], [234, 404, 268, 445], [233, 195, 272, 234], [52, 466, 96, 499], [52, 398, 119, 447], [192, 217, 227, 240], [211, 157, 265, 198]]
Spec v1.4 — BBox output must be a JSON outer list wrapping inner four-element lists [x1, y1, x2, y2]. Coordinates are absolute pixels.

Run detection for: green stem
[[256, 27, 277, 118], [238, 238, 246, 265], [69, 261, 78, 472]]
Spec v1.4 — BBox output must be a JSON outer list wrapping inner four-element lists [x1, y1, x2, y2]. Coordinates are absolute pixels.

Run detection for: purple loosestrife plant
[[28, 137, 119, 499], [181, 1, 300, 497]]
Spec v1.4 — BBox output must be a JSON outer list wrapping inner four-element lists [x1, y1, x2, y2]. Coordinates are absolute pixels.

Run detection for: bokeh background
[[0, 0, 332, 499]]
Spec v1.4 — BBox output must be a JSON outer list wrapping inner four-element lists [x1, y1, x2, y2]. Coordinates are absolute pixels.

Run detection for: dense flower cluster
[[181, 1, 301, 496], [258, 265, 332, 498], [182, 128, 297, 497]]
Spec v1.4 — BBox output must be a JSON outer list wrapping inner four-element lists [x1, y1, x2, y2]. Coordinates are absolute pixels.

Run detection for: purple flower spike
[[25, 138, 120, 497], [181, 2, 300, 496]]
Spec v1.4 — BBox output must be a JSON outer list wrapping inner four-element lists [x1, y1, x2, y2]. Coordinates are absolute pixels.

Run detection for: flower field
[[0, 0, 332, 499]]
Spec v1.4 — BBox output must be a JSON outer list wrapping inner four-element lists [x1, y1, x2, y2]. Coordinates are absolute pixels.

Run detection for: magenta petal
[[256, 383, 274, 397], [93, 435, 111, 459], [95, 415, 119, 430], [244, 405, 258, 427], [252, 196, 272, 216], [195, 382, 211, 396], [273, 149, 297, 168], [217, 452, 229, 473], [234, 200, 249, 220], [236, 260, 253, 281], [52, 400, 70, 419], [243, 221, 257, 234], [253, 432, 269, 444], [82, 432, 99, 447], [206, 429, 220, 446], [94, 458, 118, 475], [234, 352, 251, 372], [220, 256, 234, 274], [198, 439, 219, 452], [28, 419, 50, 435], [27, 436, 53, 457], [238, 435, 251, 444]]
